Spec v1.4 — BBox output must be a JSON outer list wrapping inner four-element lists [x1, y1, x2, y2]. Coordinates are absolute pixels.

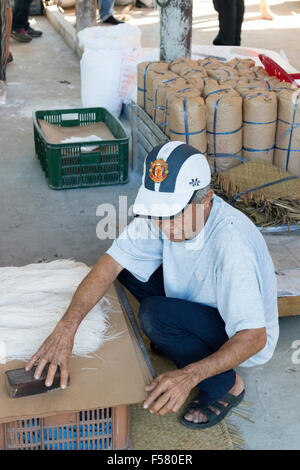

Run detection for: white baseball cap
[[133, 141, 211, 218]]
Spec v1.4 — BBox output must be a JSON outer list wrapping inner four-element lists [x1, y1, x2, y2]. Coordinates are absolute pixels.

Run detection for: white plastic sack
[[78, 24, 141, 117]]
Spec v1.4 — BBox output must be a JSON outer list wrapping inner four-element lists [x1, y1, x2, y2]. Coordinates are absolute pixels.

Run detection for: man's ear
[[202, 189, 214, 205]]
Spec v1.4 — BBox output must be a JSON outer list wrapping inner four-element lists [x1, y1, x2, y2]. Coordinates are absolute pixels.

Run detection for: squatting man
[[27, 142, 279, 429]]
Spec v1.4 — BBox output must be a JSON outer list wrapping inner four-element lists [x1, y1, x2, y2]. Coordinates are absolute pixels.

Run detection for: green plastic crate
[[33, 107, 129, 190]]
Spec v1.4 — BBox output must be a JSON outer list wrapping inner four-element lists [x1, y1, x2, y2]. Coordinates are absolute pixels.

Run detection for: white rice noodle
[[0, 260, 115, 363]]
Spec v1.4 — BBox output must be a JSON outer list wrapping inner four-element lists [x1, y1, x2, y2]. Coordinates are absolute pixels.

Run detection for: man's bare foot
[[260, 7, 276, 20], [184, 373, 244, 424]]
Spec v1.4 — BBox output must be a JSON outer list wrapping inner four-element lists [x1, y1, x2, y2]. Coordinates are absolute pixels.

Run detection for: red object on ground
[[259, 54, 300, 88]]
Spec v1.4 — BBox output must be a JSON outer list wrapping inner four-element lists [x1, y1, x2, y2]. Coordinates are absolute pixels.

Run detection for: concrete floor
[[1, 17, 139, 267], [1, 5, 300, 450]]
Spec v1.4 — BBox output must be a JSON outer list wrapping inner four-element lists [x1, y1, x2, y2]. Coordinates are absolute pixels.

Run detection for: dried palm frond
[[211, 161, 300, 228]]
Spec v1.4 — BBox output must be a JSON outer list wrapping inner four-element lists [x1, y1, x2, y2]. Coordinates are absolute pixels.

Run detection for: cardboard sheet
[[38, 119, 115, 144], [0, 284, 153, 424], [263, 233, 300, 297]]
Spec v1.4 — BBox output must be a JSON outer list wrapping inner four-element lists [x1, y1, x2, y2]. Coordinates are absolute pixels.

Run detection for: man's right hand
[[25, 254, 123, 389], [26, 320, 75, 389]]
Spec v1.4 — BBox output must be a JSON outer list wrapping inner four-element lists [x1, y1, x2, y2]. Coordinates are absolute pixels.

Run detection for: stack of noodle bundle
[[183, 71, 205, 94], [267, 76, 298, 93], [165, 87, 200, 137], [274, 89, 300, 176], [248, 78, 271, 90], [242, 91, 277, 164], [149, 70, 178, 119], [237, 69, 257, 79], [169, 58, 199, 75], [198, 57, 222, 68], [205, 86, 243, 173], [206, 66, 238, 82], [137, 61, 168, 110], [251, 66, 269, 79], [178, 64, 207, 77], [202, 78, 219, 96], [168, 92, 206, 154], [219, 76, 248, 89], [152, 76, 187, 130], [235, 84, 268, 98]]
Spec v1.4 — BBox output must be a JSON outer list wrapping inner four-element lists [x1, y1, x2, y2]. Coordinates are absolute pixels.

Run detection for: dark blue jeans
[[118, 265, 236, 405], [12, 0, 32, 30]]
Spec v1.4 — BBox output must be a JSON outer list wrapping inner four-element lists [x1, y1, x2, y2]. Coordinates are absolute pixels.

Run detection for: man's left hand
[[143, 368, 195, 416]]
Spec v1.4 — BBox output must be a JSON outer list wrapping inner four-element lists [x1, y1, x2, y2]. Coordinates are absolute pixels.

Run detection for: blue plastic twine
[[230, 176, 299, 206]]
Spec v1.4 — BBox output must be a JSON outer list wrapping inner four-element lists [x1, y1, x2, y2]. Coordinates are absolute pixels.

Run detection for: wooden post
[[158, 0, 193, 61], [76, 0, 97, 34]]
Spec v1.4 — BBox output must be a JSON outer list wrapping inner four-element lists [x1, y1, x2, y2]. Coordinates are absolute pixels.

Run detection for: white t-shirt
[[106, 195, 279, 367]]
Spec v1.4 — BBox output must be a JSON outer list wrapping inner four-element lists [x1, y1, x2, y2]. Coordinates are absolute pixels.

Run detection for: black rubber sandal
[[180, 389, 245, 430]]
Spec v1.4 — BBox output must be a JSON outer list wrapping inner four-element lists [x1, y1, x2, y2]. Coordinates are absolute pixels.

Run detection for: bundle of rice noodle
[[248, 78, 271, 90], [178, 64, 207, 77], [0, 260, 114, 362], [268, 76, 298, 93], [205, 87, 243, 173], [226, 58, 255, 71], [242, 91, 277, 164], [152, 76, 187, 129], [199, 57, 222, 68], [169, 57, 191, 67], [236, 58, 256, 70], [219, 77, 248, 89], [226, 58, 241, 69], [169, 58, 199, 75], [168, 93, 206, 154], [149, 70, 178, 118], [237, 69, 257, 79], [137, 61, 169, 110], [184, 71, 205, 93], [145, 69, 168, 115], [213, 160, 300, 227], [236, 84, 268, 98], [204, 82, 234, 99], [206, 66, 238, 81], [251, 66, 269, 79], [274, 89, 300, 176], [203, 78, 219, 95], [165, 87, 200, 137]]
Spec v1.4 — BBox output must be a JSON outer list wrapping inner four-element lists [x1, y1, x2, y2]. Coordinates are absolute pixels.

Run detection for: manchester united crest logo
[[149, 159, 169, 183]]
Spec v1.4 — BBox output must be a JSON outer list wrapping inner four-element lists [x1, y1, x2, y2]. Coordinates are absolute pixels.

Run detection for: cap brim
[[132, 186, 195, 218]]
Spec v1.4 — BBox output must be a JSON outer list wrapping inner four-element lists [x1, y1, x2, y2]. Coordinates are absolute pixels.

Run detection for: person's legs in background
[[12, 0, 32, 41], [260, 0, 275, 20], [235, 0, 245, 46], [6, 6, 13, 63], [11, 0, 42, 43], [98, 0, 124, 24], [213, 0, 244, 46], [0, 1, 8, 84]]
